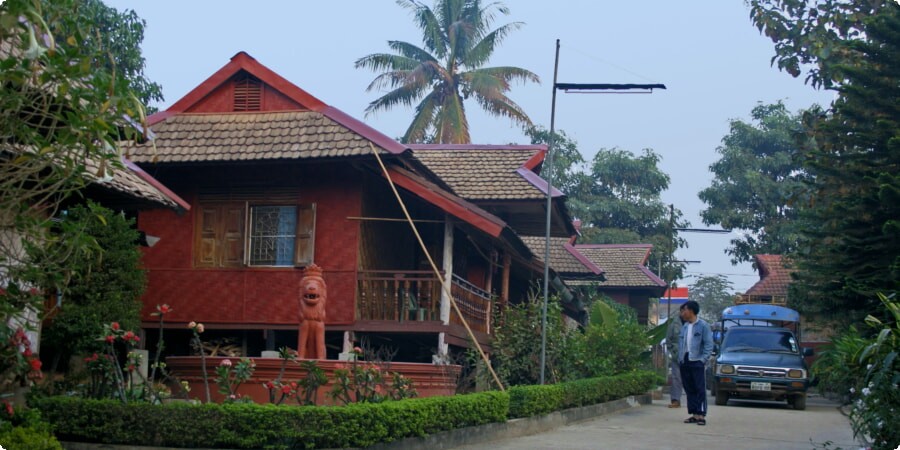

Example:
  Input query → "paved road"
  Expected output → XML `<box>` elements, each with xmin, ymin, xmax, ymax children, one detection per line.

<box><xmin>452</xmin><ymin>394</ymin><xmax>861</xmax><ymax>450</ymax></box>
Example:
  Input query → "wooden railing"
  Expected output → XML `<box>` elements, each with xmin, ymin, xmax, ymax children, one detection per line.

<box><xmin>357</xmin><ymin>270</ymin><xmax>441</xmax><ymax>322</ymax></box>
<box><xmin>449</xmin><ymin>274</ymin><xmax>492</xmax><ymax>334</ymax></box>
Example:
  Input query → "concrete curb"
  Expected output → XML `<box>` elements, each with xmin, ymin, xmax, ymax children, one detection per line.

<box><xmin>61</xmin><ymin>394</ymin><xmax>652</xmax><ymax>450</ymax></box>
<box><xmin>365</xmin><ymin>393</ymin><xmax>653</xmax><ymax>450</ymax></box>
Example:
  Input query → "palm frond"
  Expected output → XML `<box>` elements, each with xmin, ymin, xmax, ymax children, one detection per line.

<box><xmin>404</xmin><ymin>91</ymin><xmax>441</xmax><ymax>143</ymax></box>
<box><xmin>364</xmin><ymin>82</ymin><xmax>431</xmax><ymax>117</ymax></box>
<box><xmin>470</xmin><ymin>86</ymin><xmax>533</xmax><ymax>128</ymax></box>
<box><xmin>471</xmin><ymin>66</ymin><xmax>540</xmax><ymax>85</ymax></box>
<box><xmin>386</xmin><ymin>40</ymin><xmax>439</xmax><ymax>64</ymax></box>
<box><xmin>465</xmin><ymin>22</ymin><xmax>523</xmax><ymax>68</ymax></box>
<box><xmin>398</xmin><ymin>0</ymin><xmax>448</xmax><ymax>58</ymax></box>
<box><xmin>355</xmin><ymin>52</ymin><xmax>423</xmax><ymax>73</ymax></box>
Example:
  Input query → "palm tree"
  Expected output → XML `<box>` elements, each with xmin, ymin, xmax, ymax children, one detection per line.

<box><xmin>355</xmin><ymin>0</ymin><xmax>539</xmax><ymax>144</ymax></box>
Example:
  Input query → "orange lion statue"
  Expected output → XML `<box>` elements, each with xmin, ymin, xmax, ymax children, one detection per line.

<box><xmin>297</xmin><ymin>264</ymin><xmax>327</xmax><ymax>359</ymax></box>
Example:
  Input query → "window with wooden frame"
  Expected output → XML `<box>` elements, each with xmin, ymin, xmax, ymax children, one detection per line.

<box><xmin>194</xmin><ymin>202</ymin><xmax>315</xmax><ymax>268</ymax></box>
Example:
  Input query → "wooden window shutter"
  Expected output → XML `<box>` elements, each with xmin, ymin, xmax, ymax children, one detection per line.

<box><xmin>294</xmin><ymin>203</ymin><xmax>316</xmax><ymax>266</ymax></box>
<box><xmin>194</xmin><ymin>203</ymin><xmax>245</xmax><ymax>268</ymax></box>
<box><xmin>221</xmin><ymin>205</ymin><xmax>245</xmax><ymax>267</ymax></box>
<box><xmin>234</xmin><ymin>75</ymin><xmax>262</xmax><ymax>112</ymax></box>
<box><xmin>196</xmin><ymin>206</ymin><xmax>219</xmax><ymax>267</ymax></box>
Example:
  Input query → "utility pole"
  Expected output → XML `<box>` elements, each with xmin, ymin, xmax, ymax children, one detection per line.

<box><xmin>539</xmin><ymin>40</ymin><xmax>665</xmax><ymax>385</ymax></box>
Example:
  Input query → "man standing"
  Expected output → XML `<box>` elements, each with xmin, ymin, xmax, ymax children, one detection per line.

<box><xmin>665</xmin><ymin>311</ymin><xmax>684</xmax><ymax>408</ymax></box>
<box><xmin>679</xmin><ymin>300</ymin><xmax>713</xmax><ymax>426</ymax></box>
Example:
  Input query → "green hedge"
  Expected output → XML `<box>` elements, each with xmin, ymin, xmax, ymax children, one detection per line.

<box><xmin>31</xmin><ymin>391</ymin><xmax>508</xmax><ymax>449</ymax></box>
<box><xmin>508</xmin><ymin>371</ymin><xmax>656</xmax><ymax>418</ymax></box>
<box><xmin>31</xmin><ymin>371</ymin><xmax>654</xmax><ymax>449</ymax></box>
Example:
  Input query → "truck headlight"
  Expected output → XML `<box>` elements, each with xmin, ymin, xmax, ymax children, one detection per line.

<box><xmin>718</xmin><ymin>364</ymin><xmax>735</xmax><ymax>375</ymax></box>
<box><xmin>787</xmin><ymin>369</ymin><xmax>806</xmax><ymax>379</ymax></box>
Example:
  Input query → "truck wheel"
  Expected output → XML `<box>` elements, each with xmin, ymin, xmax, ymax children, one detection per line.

<box><xmin>792</xmin><ymin>394</ymin><xmax>807</xmax><ymax>410</ymax></box>
<box><xmin>715</xmin><ymin>389</ymin><xmax>729</xmax><ymax>406</ymax></box>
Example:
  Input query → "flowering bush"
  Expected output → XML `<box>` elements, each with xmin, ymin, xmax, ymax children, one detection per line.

<box><xmin>846</xmin><ymin>294</ymin><xmax>900</xmax><ymax>450</ymax></box>
<box><xmin>329</xmin><ymin>347</ymin><xmax>417</xmax><ymax>405</ymax></box>
<box><xmin>214</xmin><ymin>358</ymin><xmax>255</xmax><ymax>403</ymax></box>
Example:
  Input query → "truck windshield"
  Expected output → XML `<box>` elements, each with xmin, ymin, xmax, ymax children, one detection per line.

<box><xmin>721</xmin><ymin>329</ymin><xmax>799</xmax><ymax>353</ymax></box>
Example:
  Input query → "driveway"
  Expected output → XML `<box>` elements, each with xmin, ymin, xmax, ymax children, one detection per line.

<box><xmin>451</xmin><ymin>394</ymin><xmax>861</xmax><ymax>450</ymax></box>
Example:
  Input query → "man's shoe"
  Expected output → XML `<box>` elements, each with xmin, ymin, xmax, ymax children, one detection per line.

<box><xmin>668</xmin><ymin>401</ymin><xmax>681</xmax><ymax>408</ymax></box>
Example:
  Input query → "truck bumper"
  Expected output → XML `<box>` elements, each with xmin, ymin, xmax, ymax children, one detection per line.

<box><xmin>715</xmin><ymin>376</ymin><xmax>809</xmax><ymax>400</ymax></box>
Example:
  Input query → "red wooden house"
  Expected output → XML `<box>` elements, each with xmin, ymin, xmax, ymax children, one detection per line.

<box><xmin>121</xmin><ymin>52</ymin><xmax>575</xmax><ymax>363</ymax></box>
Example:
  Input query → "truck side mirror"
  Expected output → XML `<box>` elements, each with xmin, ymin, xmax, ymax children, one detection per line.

<box><xmin>802</xmin><ymin>347</ymin><xmax>814</xmax><ymax>357</ymax></box>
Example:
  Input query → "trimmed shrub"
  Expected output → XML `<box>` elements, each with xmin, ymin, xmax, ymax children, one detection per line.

<box><xmin>31</xmin><ymin>391</ymin><xmax>508</xmax><ymax>449</ymax></box>
<box><xmin>509</xmin><ymin>371</ymin><xmax>655</xmax><ymax>418</ymax></box>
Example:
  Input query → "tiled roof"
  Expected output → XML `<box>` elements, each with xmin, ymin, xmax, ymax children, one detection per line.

<box><xmin>745</xmin><ymin>254</ymin><xmax>792</xmax><ymax>297</ymax></box>
<box><xmin>411</xmin><ymin>146</ymin><xmax>549</xmax><ymax>200</ymax></box>
<box><xmin>91</xmin><ymin>157</ymin><xmax>189</xmax><ymax>210</ymax></box>
<box><xmin>122</xmin><ymin>111</ymin><xmax>395</xmax><ymax>163</ymax></box>
<box><xmin>521</xmin><ymin>236</ymin><xmax>602</xmax><ymax>276</ymax></box>
<box><xmin>572</xmin><ymin>244</ymin><xmax>666</xmax><ymax>288</ymax></box>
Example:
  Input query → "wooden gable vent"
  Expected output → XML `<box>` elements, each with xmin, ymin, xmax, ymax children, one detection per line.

<box><xmin>233</xmin><ymin>74</ymin><xmax>262</xmax><ymax>111</ymax></box>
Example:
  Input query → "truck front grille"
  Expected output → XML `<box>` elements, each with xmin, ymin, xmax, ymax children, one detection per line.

<box><xmin>735</xmin><ymin>366</ymin><xmax>787</xmax><ymax>378</ymax></box>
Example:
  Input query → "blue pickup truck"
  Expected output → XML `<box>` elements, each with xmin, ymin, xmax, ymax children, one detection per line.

<box><xmin>708</xmin><ymin>304</ymin><xmax>813</xmax><ymax>410</ymax></box>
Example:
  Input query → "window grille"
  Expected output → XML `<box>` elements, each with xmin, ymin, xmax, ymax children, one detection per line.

<box><xmin>249</xmin><ymin>206</ymin><xmax>297</xmax><ymax>266</ymax></box>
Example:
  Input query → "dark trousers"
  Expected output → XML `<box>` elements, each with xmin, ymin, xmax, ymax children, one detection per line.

<box><xmin>680</xmin><ymin>356</ymin><xmax>707</xmax><ymax>416</ymax></box>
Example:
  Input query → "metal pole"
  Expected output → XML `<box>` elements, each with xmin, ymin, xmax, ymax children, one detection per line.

<box><xmin>540</xmin><ymin>39</ymin><xmax>561</xmax><ymax>385</ymax></box>
<box><xmin>666</xmin><ymin>203</ymin><xmax>674</xmax><ymax>320</ymax></box>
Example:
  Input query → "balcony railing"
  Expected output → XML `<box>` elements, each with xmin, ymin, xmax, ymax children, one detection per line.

<box><xmin>357</xmin><ymin>270</ymin><xmax>441</xmax><ymax>322</ymax></box>
<box><xmin>356</xmin><ymin>271</ymin><xmax>493</xmax><ymax>334</ymax></box>
<box><xmin>449</xmin><ymin>274</ymin><xmax>492</xmax><ymax>335</ymax></box>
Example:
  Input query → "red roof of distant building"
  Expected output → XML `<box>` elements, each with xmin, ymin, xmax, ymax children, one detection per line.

<box><xmin>745</xmin><ymin>254</ymin><xmax>793</xmax><ymax>297</ymax></box>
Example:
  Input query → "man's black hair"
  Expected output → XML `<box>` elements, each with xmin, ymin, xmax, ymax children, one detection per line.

<box><xmin>683</xmin><ymin>300</ymin><xmax>700</xmax><ymax>315</ymax></box>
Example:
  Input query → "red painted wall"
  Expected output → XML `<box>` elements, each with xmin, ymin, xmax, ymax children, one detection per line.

<box><xmin>138</xmin><ymin>168</ymin><xmax>361</xmax><ymax>327</ymax></box>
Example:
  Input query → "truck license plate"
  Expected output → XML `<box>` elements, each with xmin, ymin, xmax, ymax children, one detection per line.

<box><xmin>751</xmin><ymin>382</ymin><xmax>771</xmax><ymax>391</ymax></box>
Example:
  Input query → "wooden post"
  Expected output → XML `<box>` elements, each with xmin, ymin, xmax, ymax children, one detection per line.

<box><xmin>501</xmin><ymin>253</ymin><xmax>511</xmax><ymax>315</ymax></box>
<box><xmin>440</xmin><ymin>217</ymin><xmax>453</xmax><ymax>325</ymax></box>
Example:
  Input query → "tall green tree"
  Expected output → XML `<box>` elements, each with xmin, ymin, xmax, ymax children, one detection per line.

<box><xmin>355</xmin><ymin>0</ymin><xmax>539</xmax><ymax>143</ymax></box>
<box><xmin>749</xmin><ymin>0</ymin><xmax>892</xmax><ymax>88</ymax></box>
<box><xmin>74</xmin><ymin>0</ymin><xmax>164</xmax><ymax>112</ymax></box>
<box><xmin>525</xmin><ymin>126</ymin><xmax>587</xmax><ymax>196</ymax></box>
<box><xmin>689</xmin><ymin>275</ymin><xmax>736</xmax><ymax>322</ymax></box>
<box><xmin>699</xmin><ymin>102</ymin><xmax>813</xmax><ymax>264</ymax></box>
<box><xmin>1</xmin><ymin>0</ymin><xmax>150</xmax><ymax>390</ymax></box>
<box><xmin>789</xmin><ymin>5</ymin><xmax>900</xmax><ymax>324</ymax></box>
<box><xmin>40</xmin><ymin>202</ymin><xmax>146</xmax><ymax>370</ymax></box>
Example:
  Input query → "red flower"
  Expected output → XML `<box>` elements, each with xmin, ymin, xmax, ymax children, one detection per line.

<box><xmin>156</xmin><ymin>304</ymin><xmax>172</xmax><ymax>315</ymax></box>
<box><xmin>123</xmin><ymin>331</ymin><xmax>136</xmax><ymax>342</ymax></box>
<box><xmin>110</xmin><ymin>322</ymin><xmax>120</xmax><ymax>331</ymax></box>
<box><xmin>22</xmin><ymin>348</ymin><xmax>32</xmax><ymax>357</ymax></box>
<box><xmin>264</xmin><ymin>381</ymin><xmax>275</xmax><ymax>390</ymax></box>
<box><xmin>281</xmin><ymin>385</ymin><xmax>292</xmax><ymax>394</ymax></box>
<box><xmin>3</xmin><ymin>401</ymin><xmax>13</xmax><ymax>417</ymax></box>
<box><xmin>105</xmin><ymin>335</ymin><xmax>116</xmax><ymax>344</ymax></box>
<box><xmin>29</xmin><ymin>358</ymin><xmax>41</xmax><ymax>371</ymax></box>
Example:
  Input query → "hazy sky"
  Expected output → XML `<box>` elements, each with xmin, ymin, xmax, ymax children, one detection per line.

<box><xmin>106</xmin><ymin>1</ymin><xmax>835</xmax><ymax>293</ymax></box>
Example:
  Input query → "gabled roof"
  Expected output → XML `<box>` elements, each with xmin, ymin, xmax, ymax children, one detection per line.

<box><xmin>410</xmin><ymin>144</ymin><xmax>560</xmax><ymax>200</ymax></box>
<box><xmin>108</xmin><ymin>158</ymin><xmax>190</xmax><ymax>211</ymax></box>
<box><xmin>745</xmin><ymin>254</ymin><xmax>792</xmax><ymax>297</ymax></box>
<box><xmin>572</xmin><ymin>244</ymin><xmax>666</xmax><ymax>288</ymax></box>
<box><xmin>124</xmin><ymin>112</ymin><xmax>395</xmax><ymax>163</ymax></box>
<box><xmin>122</xmin><ymin>51</ymin><xmax>406</xmax><ymax>162</ymax></box>
<box><xmin>520</xmin><ymin>236</ymin><xmax>603</xmax><ymax>277</ymax></box>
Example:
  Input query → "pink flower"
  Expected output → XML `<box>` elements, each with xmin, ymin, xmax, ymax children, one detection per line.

<box><xmin>281</xmin><ymin>385</ymin><xmax>292</xmax><ymax>394</ymax></box>
<box><xmin>196</xmin><ymin>324</ymin><xmax>205</xmax><ymax>333</ymax></box>
<box><xmin>111</xmin><ymin>322</ymin><xmax>120</xmax><ymax>331</ymax></box>
<box><xmin>105</xmin><ymin>335</ymin><xmax>116</xmax><ymax>344</ymax></box>
<box><xmin>219</xmin><ymin>359</ymin><xmax>232</xmax><ymax>367</ymax></box>
<box><xmin>156</xmin><ymin>304</ymin><xmax>172</xmax><ymax>315</ymax></box>
<box><xmin>353</xmin><ymin>346</ymin><xmax>363</xmax><ymax>354</ymax></box>
<box><xmin>187</xmin><ymin>321</ymin><xmax>196</xmax><ymax>329</ymax></box>
<box><xmin>123</xmin><ymin>331</ymin><xmax>137</xmax><ymax>342</ymax></box>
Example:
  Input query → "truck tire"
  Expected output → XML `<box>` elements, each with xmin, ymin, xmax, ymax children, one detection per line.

<box><xmin>715</xmin><ymin>389</ymin><xmax>729</xmax><ymax>406</ymax></box>
<box><xmin>792</xmin><ymin>393</ymin><xmax>807</xmax><ymax>410</ymax></box>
